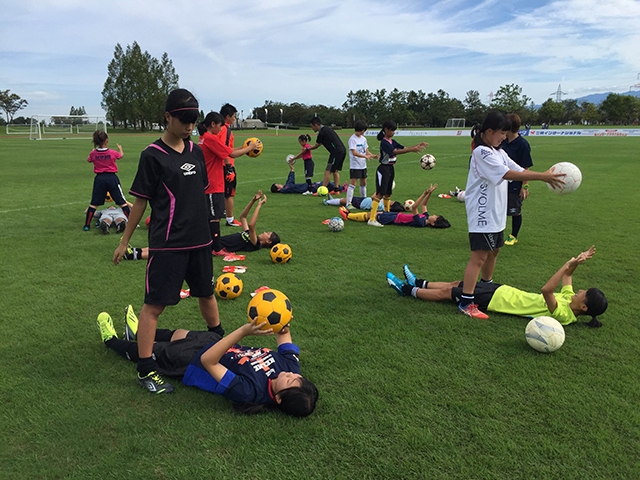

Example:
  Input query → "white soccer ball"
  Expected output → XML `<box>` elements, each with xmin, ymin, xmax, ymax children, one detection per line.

<box><xmin>525</xmin><ymin>316</ymin><xmax>566</xmax><ymax>353</ymax></box>
<box><xmin>328</xmin><ymin>217</ymin><xmax>344</xmax><ymax>232</ymax></box>
<box><xmin>457</xmin><ymin>190</ymin><xmax>465</xmax><ymax>202</ymax></box>
<box><xmin>403</xmin><ymin>199</ymin><xmax>415</xmax><ymax>211</ymax></box>
<box><xmin>547</xmin><ymin>162</ymin><xmax>582</xmax><ymax>195</ymax></box>
<box><xmin>285</xmin><ymin>154</ymin><xmax>295</xmax><ymax>164</ymax></box>
<box><xmin>392</xmin><ymin>180</ymin><xmax>396</xmax><ymax>190</ymax></box>
<box><xmin>420</xmin><ymin>154</ymin><xmax>436</xmax><ymax>170</ymax></box>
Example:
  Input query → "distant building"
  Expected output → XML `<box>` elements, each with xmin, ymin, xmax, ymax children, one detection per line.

<box><xmin>239</xmin><ymin>119</ymin><xmax>265</xmax><ymax>129</ymax></box>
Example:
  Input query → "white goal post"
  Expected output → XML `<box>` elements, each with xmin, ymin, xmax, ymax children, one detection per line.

<box><xmin>445</xmin><ymin>118</ymin><xmax>466</xmax><ymax>128</ymax></box>
<box><xmin>29</xmin><ymin>115</ymin><xmax>107</xmax><ymax>140</ymax></box>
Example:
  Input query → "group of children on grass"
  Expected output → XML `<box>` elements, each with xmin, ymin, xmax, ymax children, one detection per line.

<box><xmin>91</xmin><ymin>89</ymin><xmax>608</xmax><ymax>419</ymax></box>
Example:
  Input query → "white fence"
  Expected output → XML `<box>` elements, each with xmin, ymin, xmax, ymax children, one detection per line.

<box><xmin>364</xmin><ymin>129</ymin><xmax>640</xmax><ymax>137</ymax></box>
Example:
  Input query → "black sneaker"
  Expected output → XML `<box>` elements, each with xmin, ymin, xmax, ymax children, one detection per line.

<box><xmin>100</xmin><ymin>222</ymin><xmax>110</xmax><ymax>234</ymax></box>
<box><xmin>137</xmin><ymin>371</ymin><xmax>174</xmax><ymax>394</ymax></box>
<box><xmin>115</xmin><ymin>221</ymin><xmax>126</xmax><ymax>234</ymax></box>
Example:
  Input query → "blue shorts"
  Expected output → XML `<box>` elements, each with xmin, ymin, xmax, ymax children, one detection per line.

<box><xmin>91</xmin><ymin>172</ymin><xmax>126</xmax><ymax>206</ymax></box>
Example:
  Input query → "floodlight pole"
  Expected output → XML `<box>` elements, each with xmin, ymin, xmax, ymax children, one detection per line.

<box><xmin>265</xmin><ymin>109</ymin><xmax>268</xmax><ymax>125</ymax></box>
<box><xmin>280</xmin><ymin>108</ymin><xmax>283</xmax><ymax>124</ymax></box>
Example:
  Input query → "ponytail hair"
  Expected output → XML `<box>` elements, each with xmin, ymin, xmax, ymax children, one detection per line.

<box><xmin>473</xmin><ymin>111</ymin><xmax>511</xmax><ymax>149</ymax></box>
<box><xmin>92</xmin><ymin>130</ymin><xmax>108</xmax><ymax>148</ymax></box>
<box><xmin>377</xmin><ymin>120</ymin><xmax>397</xmax><ymax>141</ymax></box>
<box><xmin>583</xmin><ymin>288</ymin><xmax>608</xmax><ymax>328</ymax></box>
<box><xmin>197</xmin><ymin>111</ymin><xmax>224</xmax><ymax>136</ymax></box>
<box><xmin>298</xmin><ymin>134</ymin><xmax>311</xmax><ymax>143</ymax></box>
<box><xmin>233</xmin><ymin>377</ymin><xmax>318</xmax><ymax>418</ymax></box>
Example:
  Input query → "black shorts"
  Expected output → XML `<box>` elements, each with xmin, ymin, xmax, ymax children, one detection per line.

<box><xmin>325</xmin><ymin>150</ymin><xmax>346</xmax><ymax>172</ymax></box>
<box><xmin>350</xmin><ymin>168</ymin><xmax>367</xmax><ymax>180</ymax></box>
<box><xmin>507</xmin><ymin>191</ymin><xmax>522</xmax><ymax>216</ymax></box>
<box><xmin>91</xmin><ymin>173</ymin><xmax>126</xmax><ymax>206</ymax></box>
<box><xmin>304</xmin><ymin>159</ymin><xmax>315</xmax><ymax>179</ymax></box>
<box><xmin>153</xmin><ymin>330</ymin><xmax>222</xmax><ymax>378</ymax></box>
<box><xmin>451</xmin><ymin>282</ymin><xmax>502</xmax><ymax>311</ymax></box>
<box><xmin>469</xmin><ymin>231</ymin><xmax>504</xmax><ymax>251</ymax></box>
<box><xmin>224</xmin><ymin>165</ymin><xmax>236</xmax><ymax>198</ymax></box>
<box><xmin>375</xmin><ymin>164</ymin><xmax>395</xmax><ymax>197</ymax></box>
<box><xmin>145</xmin><ymin>247</ymin><xmax>214</xmax><ymax>306</ymax></box>
<box><xmin>207</xmin><ymin>193</ymin><xmax>225</xmax><ymax>221</ymax></box>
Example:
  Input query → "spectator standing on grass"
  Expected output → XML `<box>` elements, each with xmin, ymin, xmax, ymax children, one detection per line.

<box><xmin>308</xmin><ymin>117</ymin><xmax>347</xmax><ymax>192</ymax></box>
<box><xmin>501</xmin><ymin>113</ymin><xmax>533</xmax><ymax>246</ymax></box>
<box><xmin>112</xmin><ymin>88</ymin><xmax>223</xmax><ymax>395</ymax></box>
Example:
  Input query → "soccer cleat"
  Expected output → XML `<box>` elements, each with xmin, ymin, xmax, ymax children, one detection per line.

<box><xmin>124</xmin><ymin>305</ymin><xmax>138</xmax><ymax>341</ymax></box>
<box><xmin>368</xmin><ymin>219</ymin><xmax>384</xmax><ymax>227</ymax></box>
<box><xmin>226</xmin><ymin>219</ymin><xmax>242</xmax><ymax>227</ymax></box>
<box><xmin>137</xmin><ymin>371</ymin><xmax>174</xmax><ymax>394</ymax></box>
<box><xmin>100</xmin><ymin>222</ymin><xmax>110</xmax><ymax>234</ymax></box>
<box><xmin>322</xmin><ymin>199</ymin><xmax>329</xmax><ymax>205</ymax></box>
<box><xmin>97</xmin><ymin>312</ymin><xmax>118</xmax><ymax>343</ymax></box>
<box><xmin>504</xmin><ymin>234</ymin><xmax>518</xmax><ymax>246</ymax></box>
<box><xmin>402</xmin><ymin>264</ymin><xmax>417</xmax><ymax>287</ymax></box>
<box><xmin>124</xmin><ymin>243</ymin><xmax>135</xmax><ymax>261</ymax></box>
<box><xmin>345</xmin><ymin>203</ymin><xmax>354</xmax><ymax>211</ymax></box>
<box><xmin>302</xmin><ymin>191</ymin><xmax>313</xmax><ymax>196</ymax></box>
<box><xmin>115</xmin><ymin>221</ymin><xmax>126</xmax><ymax>234</ymax></box>
<box><xmin>212</xmin><ymin>248</ymin><xmax>230</xmax><ymax>257</ymax></box>
<box><xmin>386</xmin><ymin>272</ymin><xmax>407</xmax><ymax>296</ymax></box>
<box><xmin>339</xmin><ymin>206</ymin><xmax>349</xmax><ymax>221</ymax></box>
<box><xmin>458</xmin><ymin>303</ymin><xmax>489</xmax><ymax>320</ymax></box>
<box><xmin>83</xmin><ymin>225</ymin><xmax>90</xmax><ymax>231</ymax></box>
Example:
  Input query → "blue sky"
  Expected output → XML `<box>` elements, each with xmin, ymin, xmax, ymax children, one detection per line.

<box><xmin>1</xmin><ymin>0</ymin><xmax>639</xmax><ymax>119</ymax></box>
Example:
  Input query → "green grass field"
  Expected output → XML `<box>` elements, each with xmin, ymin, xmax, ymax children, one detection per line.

<box><xmin>1</xmin><ymin>130</ymin><xmax>639</xmax><ymax>479</ymax></box>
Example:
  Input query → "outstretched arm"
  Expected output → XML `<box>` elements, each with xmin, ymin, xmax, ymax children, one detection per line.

<box><xmin>200</xmin><ymin>320</ymin><xmax>273</xmax><ymax>382</ymax></box>
<box><xmin>394</xmin><ymin>141</ymin><xmax>429</xmax><ymax>155</ymax></box>
<box><xmin>113</xmin><ymin>197</ymin><xmax>147</xmax><ymax>265</ymax></box>
<box><xmin>239</xmin><ymin>191</ymin><xmax>262</xmax><ymax>230</ymax></box>
<box><xmin>541</xmin><ymin>246</ymin><xmax>596</xmax><ymax>312</ymax></box>
<box><xmin>247</xmin><ymin>194</ymin><xmax>267</xmax><ymax>245</ymax></box>
<box><xmin>116</xmin><ymin>144</ymin><xmax>124</xmax><ymax>156</ymax></box>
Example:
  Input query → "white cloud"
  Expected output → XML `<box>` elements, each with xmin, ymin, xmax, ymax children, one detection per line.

<box><xmin>1</xmin><ymin>0</ymin><xmax>639</xmax><ymax>117</ymax></box>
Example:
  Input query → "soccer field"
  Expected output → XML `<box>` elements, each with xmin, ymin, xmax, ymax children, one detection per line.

<box><xmin>1</xmin><ymin>131</ymin><xmax>639</xmax><ymax>478</ymax></box>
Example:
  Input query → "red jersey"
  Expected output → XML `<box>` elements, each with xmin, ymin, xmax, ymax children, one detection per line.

<box><xmin>88</xmin><ymin>148</ymin><xmax>122</xmax><ymax>173</ymax></box>
<box><xmin>199</xmin><ymin>132</ymin><xmax>232</xmax><ymax>194</ymax></box>
<box><xmin>218</xmin><ymin>124</ymin><xmax>235</xmax><ymax>167</ymax></box>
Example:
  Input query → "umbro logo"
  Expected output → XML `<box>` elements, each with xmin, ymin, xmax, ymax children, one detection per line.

<box><xmin>181</xmin><ymin>163</ymin><xmax>197</xmax><ymax>176</ymax></box>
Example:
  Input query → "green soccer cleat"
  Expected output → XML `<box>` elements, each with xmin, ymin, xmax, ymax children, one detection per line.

<box><xmin>124</xmin><ymin>305</ymin><xmax>138</xmax><ymax>341</ymax></box>
<box><xmin>97</xmin><ymin>312</ymin><xmax>118</xmax><ymax>343</ymax></box>
<box><xmin>504</xmin><ymin>234</ymin><xmax>518</xmax><ymax>246</ymax></box>
<box><xmin>137</xmin><ymin>371</ymin><xmax>174</xmax><ymax>394</ymax></box>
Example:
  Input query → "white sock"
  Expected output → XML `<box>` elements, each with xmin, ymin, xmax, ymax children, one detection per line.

<box><xmin>346</xmin><ymin>184</ymin><xmax>356</xmax><ymax>206</ymax></box>
<box><xmin>360</xmin><ymin>185</ymin><xmax>367</xmax><ymax>197</ymax></box>
<box><xmin>226</xmin><ymin>217</ymin><xmax>234</xmax><ymax>223</ymax></box>
<box><xmin>325</xmin><ymin>198</ymin><xmax>341</xmax><ymax>206</ymax></box>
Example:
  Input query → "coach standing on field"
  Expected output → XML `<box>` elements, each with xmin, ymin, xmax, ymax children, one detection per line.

<box><xmin>309</xmin><ymin>117</ymin><xmax>346</xmax><ymax>192</ymax></box>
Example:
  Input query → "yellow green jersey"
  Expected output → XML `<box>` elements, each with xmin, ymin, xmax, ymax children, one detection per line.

<box><xmin>487</xmin><ymin>284</ymin><xmax>577</xmax><ymax>325</ymax></box>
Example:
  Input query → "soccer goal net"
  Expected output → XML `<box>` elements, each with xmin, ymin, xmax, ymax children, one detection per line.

<box><xmin>445</xmin><ymin>118</ymin><xmax>466</xmax><ymax>128</ymax></box>
<box><xmin>29</xmin><ymin>115</ymin><xmax>107</xmax><ymax>140</ymax></box>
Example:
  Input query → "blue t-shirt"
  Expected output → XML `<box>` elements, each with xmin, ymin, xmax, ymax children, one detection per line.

<box><xmin>377</xmin><ymin>211</ymin><xmax>428</xmax><ymax>227</ymax></box>
<box><xmin>182</xmin><ymin>342</ymin><xmax>301</xmax><ymax>404</ymax></box>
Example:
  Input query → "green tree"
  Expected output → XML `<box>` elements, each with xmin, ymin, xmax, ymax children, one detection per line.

<box><xmin>0</xmin><ymin>89</ymin><xmax>28</xmax><ymax>123</ymax></box>
<box><xmin>491</xmin><ymin>84</ymin><xmax>531</xmax><ymax>116</ymax></box>
<box><xmin>463</xmin><ymin>90</ymin><xmax>486</xmax><ymax>126</ymax></box>
<box><xmin>599</xmin><ymin>93</ymin><xmax>640</xmax><ymax>124</ymax></box>
<box><xmin>580</xmin><ymin>102</ymin><xmax>600</xmax><ymax>125</ymax></box>
<box><xmin>537</xmin><ymin>99</ymin><xmax>565</xmax><ymax>125</ymax></box>
<box><xmin>561</xmin><ymin>99</ymin><xmax>580</xmax><ymax>125</ymax></box>
<box><xmin>101</xmin><ymin>42</ymin><xmax>179</xmax><ymax>131</ymax></box>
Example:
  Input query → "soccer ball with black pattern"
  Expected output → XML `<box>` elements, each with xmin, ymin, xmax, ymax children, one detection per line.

<box><xmin>419</xmin><ymin>154</ymin><xmax>436</xmax><ymax>170</ymax></box>
<box><xmin>403</xmin><ymin>199</ymin><xmax>415</xmax><ymax>211</ymax></box>
<box><xmin>547</xmin><ymin>162</ymin><xmax>582</xmax><ymax>195</ymax></box>
<box><xmin>215</xmin><ymin>273</ymin><xmax>243</xmax><ymax>299</ymax></box>
<box><xmin>270</xmin><ymin>243</ymin><xmax>292</xmax><ymax>264</ymax></box>
<box><xmin>243</xmin><ymin>137</ymin><xmax>263</xmax><ymax>158</ymax></box>
<box><xmin>328</xmin><ymin>217</ymin><xmax>344</xmax><ymax>232</ymax></box>
<box><xmin>247</xmin><ymin>289</ymin><xmax>292</xmax><ymax>333</ymax></box>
